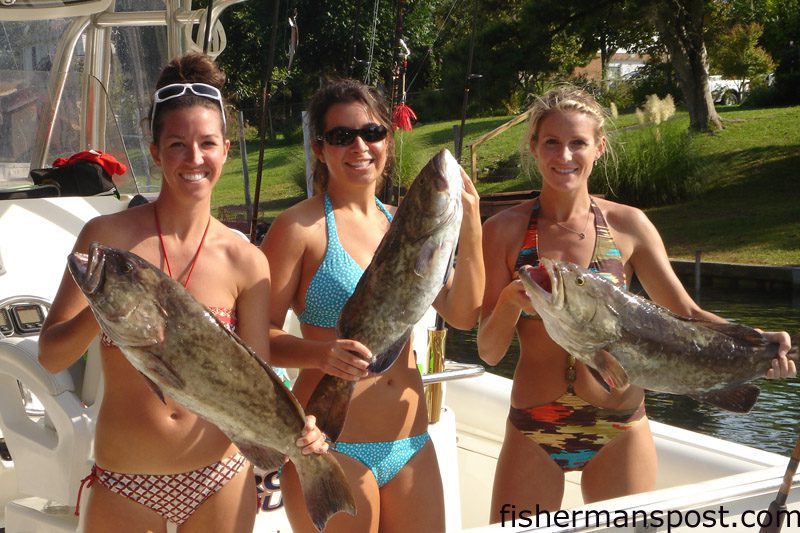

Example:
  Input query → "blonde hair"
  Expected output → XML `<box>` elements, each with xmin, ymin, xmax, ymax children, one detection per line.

<box><xmin>521</xmin><ymin>85</ymin><xmax>615</xmax><ymax>181</ymax></box>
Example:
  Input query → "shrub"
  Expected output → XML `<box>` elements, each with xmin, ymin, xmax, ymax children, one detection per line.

<box><xmin>774</xmin><ymin>72</ymin><xmax>800</xmax><ymax>105</ymax></box>
<box><xmin>602</xmin><ymin>81</ymin><xmax>636</xmax><ymax>112</ymax></box>
<box><xmin>629</xmin><ymin>61</ymin><xmax>683</xmax><ymax>108</ymax></box>
<box><xmin>593</xmin><ymin>120</ymin><xmax>701</xmax><ymax>207</ymax></box>
<box><xmin>741</xmin><ymin>84</ymin><xmax>778</xmax><ymax>108</ymax></box>
<box><xmin>640</xmin><ymin>94</ymin><xmax>676</xmax><ymax>125</ymax></box>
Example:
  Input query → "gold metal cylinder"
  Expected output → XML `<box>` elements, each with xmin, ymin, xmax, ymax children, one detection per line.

<box><xmin>425</xmin><ymin>327</ymin><xmax>447</xmax><ymax>424</ymax></box>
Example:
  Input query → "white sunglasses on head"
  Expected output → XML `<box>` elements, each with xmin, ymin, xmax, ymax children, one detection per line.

<box><xmin>151</xmin><ymin>82</ymin><xmax>227</xmax><ymax>132</ymax></box>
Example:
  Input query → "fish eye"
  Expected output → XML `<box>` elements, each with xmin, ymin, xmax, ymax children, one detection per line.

<box><xmin>122</xmin><ymin>261</ymin><xmax>134</xmax><ymax>273</ymax></box>
<box><xmin>575</xmin><ymin>276</ymin><xmax>585</xmax><ymax>286</ymax></box>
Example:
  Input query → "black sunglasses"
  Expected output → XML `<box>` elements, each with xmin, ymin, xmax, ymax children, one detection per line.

<box><xmin>318</xmin><ymin>124</ymin><xmax>388</xmax><ymax>146</ymax></box>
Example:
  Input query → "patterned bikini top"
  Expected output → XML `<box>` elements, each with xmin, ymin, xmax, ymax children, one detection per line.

<box><xmin>100</xmin><ymin>305</ymin><xmax>236</xmax><ymax>346</ymax></box>
<box><xmin>516</xmin><ymin>198</ymin><xmax>626</xmax><ymax>320</ymax></box>
<box><xmin>297</xmin><ymin>192</ymin><xmax>393</xmax><ymax>328</ymax></box>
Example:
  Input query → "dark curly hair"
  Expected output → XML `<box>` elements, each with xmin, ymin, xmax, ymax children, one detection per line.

<box><xmin>148</xmin><ymin>52</ymin><xmax>227</xmax><ymax>144</ymax></box>
<box><xmin>307</xmin><ymin>78</ymin><xmax>394</xmax><ymax>194</ymax></box>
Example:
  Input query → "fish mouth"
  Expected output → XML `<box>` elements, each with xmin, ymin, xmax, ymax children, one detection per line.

<box><xmin>518</xmin><ymin>258</ymin><xmax>564</xmax><ymax>309</ymax></box>
<box><xmin>68</xmin><ymin>242</ymin><xmax>106</xmax><ymax>294</ymax></box>
<box><xmin>438</xmin><ymin>149</ymin><xmax>462</xmax><ymax>193</ymax></box>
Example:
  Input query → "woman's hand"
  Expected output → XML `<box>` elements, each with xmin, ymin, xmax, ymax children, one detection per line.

<box><xmin>459</xmin><ymin>168</ymin><xmax>481</xmax><ymax>236</ymax></box>
<box><xmin>295</xmin><ymin>415</ymin><xmax>329</xmax><ymax>455</ymax></box>
<box><xmin>500</xmin><ymin>278</ymin><xmax>536</xmax><ymax>317</ymax></box>
<box><xmin>317</xmin><ymin>339</ymin><xmax>372</xmax><ymax>380</ymax></box>
<box><xmin>761</xmin><ymin>330</ymin><xmax>796</xmax><ymax>379</ymax></box>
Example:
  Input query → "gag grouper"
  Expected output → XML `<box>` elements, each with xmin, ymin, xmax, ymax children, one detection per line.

<box><xmin>306</xmin><ymin>148</ymin><xmax>464</xmax><ymax>440</ymax></box>
<box><xmin>68</xmin><ymin>243</ymin><xmax>355</xmax><ymax>531</ymax></box>
<box><xmin>518</xmin><ymin>258</ymin><xmax>799</xmax><ymax>414</ymax></box>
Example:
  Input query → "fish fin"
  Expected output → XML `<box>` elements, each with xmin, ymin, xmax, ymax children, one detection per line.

<box><xmin>367</xmin><ymin>327</ymin><xmax>413</xmax><ymax>374</ymax></box>
<box><xmin>414</xmin><ymin>237</ymin><xmax>442</xmax><ymax>277</ymax></box>
<box><xmin>140</xmin><ymin>373</ymin><xmax>167</xmax><ymax>404</ymax></box>
<box><xmin>293</xmin><ymin>452</ymin><xmax>357</xmax><ymax>530</ymax></box>
<box><xmin>142</xmin><ymin>355</ymin><xmax>185</xmax><ymax>389</ymax></box>
<box><xmin>305</xmin><ymin>375</ymin><xmax>356</xmax><ymax>441</ymax></box>
<box><xmin>699</xmin><ymin>321</ymin><xmax>766</xmax><ymax>344</ymax></box>
<box><xmin>235</xmin><ymin>441</ymin><xmax>286</xmax><ymax>471</ymax></box>
<box><xmin>592</xmin><ymin>350</ymin><xmax>629</xmax><ymax>390</ymax></box>
<box><xmin>691</xmin><ymin>384</ymin><xmax>760</xmax><ymax>414</ymax></box>
<box><xmin>587</xmin><ymin>366</ymin><xmax>611</xmax><ymax>393</ymax></box>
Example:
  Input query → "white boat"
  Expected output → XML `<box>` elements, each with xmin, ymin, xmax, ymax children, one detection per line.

<box><xmin>0</xmin><ymin>2</ymin><xmax>798</xmax><ymax>532</ymax></box>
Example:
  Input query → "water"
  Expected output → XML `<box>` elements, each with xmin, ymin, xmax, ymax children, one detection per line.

<box><xmin>446</xmin><ymin>287</ymin><xmax>800</xmax><ymax>456</ymax></box>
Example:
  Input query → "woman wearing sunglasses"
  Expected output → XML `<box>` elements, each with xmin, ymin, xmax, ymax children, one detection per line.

<box><xmin>39</xmin><ymin>52</ymin><xmax>328</xmax><ymax>531</ymax></box>
<box><xmin>260</xmin><ymin>78</ymin><xmax>484</xmax><ymax>532</ymax></box>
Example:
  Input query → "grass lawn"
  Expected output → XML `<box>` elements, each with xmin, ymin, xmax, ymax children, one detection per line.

<box><xmin>214</xmin><ymin>105</ymin><xmax>800</xmax><ymax>266</ymax></box>
<box><xmin>645</xmin><ymin>105</ymin><xmax>800</xmax><ymax>266</ymax></box>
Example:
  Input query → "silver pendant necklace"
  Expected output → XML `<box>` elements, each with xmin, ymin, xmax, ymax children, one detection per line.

<box><xmin>555</xmin><ymin>209</ymin><xmax>591</xmax><ymax>240</ymax></box>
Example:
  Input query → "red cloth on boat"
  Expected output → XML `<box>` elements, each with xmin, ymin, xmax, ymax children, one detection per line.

<box><xmin>53</xmin><ymin>150</ymin><xmax>127</xmax><ymax>177</ymax></box>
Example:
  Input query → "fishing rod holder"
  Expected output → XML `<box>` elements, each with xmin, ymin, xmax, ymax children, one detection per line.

<box><xmin>424</xmin><ymin>326</ymin><xmax>484</xmax><ymax>423</ymax></box>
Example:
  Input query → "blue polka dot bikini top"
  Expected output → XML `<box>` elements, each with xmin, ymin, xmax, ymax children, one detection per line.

<box><xmin>297</xmin><ymin>192</ymin><xmax>393</xmax><ymax>328</ymax></box>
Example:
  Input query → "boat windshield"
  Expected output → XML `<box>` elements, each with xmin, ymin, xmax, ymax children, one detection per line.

<box><xmin>0</xmin><ymin>0</ymin><xmax>179</xmax><ymax>195</ymax></box>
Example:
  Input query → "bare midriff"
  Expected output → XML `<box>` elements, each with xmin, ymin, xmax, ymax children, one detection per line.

<box><xmin>94</xmin><ymin>345</ymin><xmax>237</xmax><ymax>474</ymax></box>
<box><xmin>512</xmin><ymin>319</ymin><xmax>645</xmax><ymax>412</ymax></box>
<box><xmin>291</xmin><ymin>322</ymin><xmax>428</xmax><ymax>442</ymax></box>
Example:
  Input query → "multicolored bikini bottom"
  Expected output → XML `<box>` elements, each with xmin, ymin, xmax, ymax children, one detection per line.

<box><xmin>509</xmin><ymin>394</ymin><xmax>645</xmax><ymax>471</ymax></box>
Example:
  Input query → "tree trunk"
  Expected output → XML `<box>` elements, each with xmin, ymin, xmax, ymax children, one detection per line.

<box><xmin>599</xmin><ymin>33</ymin><xmax>609</xmax><ymax>82</ymax></box>
<box><xmin>651</xmin><ymin>0</ymin><xmax>722</xmax><ymax>131</ymax></box>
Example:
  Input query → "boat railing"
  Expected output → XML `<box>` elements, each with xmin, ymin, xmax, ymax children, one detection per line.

<box><xmin>422</xmin><ymin>361</ymin><xmax>484</xmax><ymax>385</ymax></box>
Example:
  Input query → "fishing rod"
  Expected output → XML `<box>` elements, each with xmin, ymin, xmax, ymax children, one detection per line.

<box><xmin>428</xmin><ymin>0</ymin><xmax>481</xmax><ymax>418</ymax></box>
<box><xmin>249</xmin><ymin>0</ymin><xmax>282</xmax><ymax>243</ymax></box>
<box><xmin>759</xmin><ymin>433</ymin><xmax>800</xmax><ymax>533</ymax></box>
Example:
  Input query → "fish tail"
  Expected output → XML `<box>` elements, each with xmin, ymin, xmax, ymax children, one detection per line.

<box><xmin>305</xmin><ymin>375</ymin><xmax>356</xmax><ymax>441</ymax></box>
<box><xmin>789</xmin><ymin>334</ymin><xmax>799</xmax><ymax>360</ymax></box>
<box><xmin>295</xmin><ymin>452</ymin><xmax>356</xmax><ymax>530</ymax></box>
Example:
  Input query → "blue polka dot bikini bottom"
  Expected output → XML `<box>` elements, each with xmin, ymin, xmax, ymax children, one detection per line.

<box><xmin>333</xmin><ymin>432</ymin><xmax>430</xmax><ymax>487</ymax></box>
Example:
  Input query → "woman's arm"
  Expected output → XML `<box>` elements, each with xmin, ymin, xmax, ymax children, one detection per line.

<box><xmin>432</xmin><ymin>169</ymin><xmax>485</xmax><ymax>330</ymax></box>
<box><xmin>476</xmin><ymin>210</ymin><xmax>533</xmax><ymax>366</ymax></box>
<box><xmin>39</xmin><ymin>222</ymin><xmax>104</xmax><ymax>373</ymax></box>
<box><xmin>259</xmin><ymin>212</ymin><xmax>370</xmax><ymax>380</ymax></box>
<box><xmin>625</xmin><ymin>207</ymin><xmax>718</xmax><ymax>320</ymax></box>
<box><xmin>234</xmin><ymin>240</ymin><xmax>329</xmax><ymax>454</ymax></box>
<box><xmin>624</xmin><ymin>206</ymin><xmax>794</xmax><ymax>377</ymax></box>
<box><xmin>230</xmin><ymin>240</ymin><xmax>272</xmax><ymax>363</ymax></box>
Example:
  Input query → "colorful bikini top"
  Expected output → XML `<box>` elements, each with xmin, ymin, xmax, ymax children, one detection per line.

<box><xmin>516</xmin><ymin>198</ymin><xmax>626</xmax><ymax>320</ymax></box>
<box><xmin>298</xmin><ymin>192</ymin><xmax>393</xmax><ymax>328</ymax></box>
<box><xmin>100</xmin><ymin>306</ymin><xmax>236</xmax><ymax>346</ymax></box>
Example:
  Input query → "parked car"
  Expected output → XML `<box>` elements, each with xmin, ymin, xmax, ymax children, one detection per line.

<box><xmin>708</xmin><ymin>74</ymin><xmax>748</xmax><ymax>105</ymax></box>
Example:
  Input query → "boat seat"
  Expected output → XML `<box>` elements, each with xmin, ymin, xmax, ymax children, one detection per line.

<box><xmin>0</xmin><ymin>185</ymin><xmax>60</xmax><ymax>201</ymax></box>
<box><xmin>0</xmin><ymin>195</ymin><xmax>131</xmax><ymax>532</ymax></box>
<box><xmin>0</xmin><ymin>335</ymin><xmax>102</xmax><ymax>509</ymax></box>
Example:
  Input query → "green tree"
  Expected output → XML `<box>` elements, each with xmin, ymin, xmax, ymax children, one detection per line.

<box><xmin>646</xmin><ymin>0</ymin><xmax>722</xmax><ymax>131</ymax></box>
<box><xmin>712</xmin><ymin>22</ymin><xmax>775</xmax><ymax>93</ymax></box>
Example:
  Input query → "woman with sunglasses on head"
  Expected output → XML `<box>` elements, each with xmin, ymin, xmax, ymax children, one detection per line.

<box><xmin>260</xmin><ymin>78</ymin><xmax>484</xmax><ymax>532</ymax></box>
<box><xmin>39</xmin><ymin>52</ymin><xmax>327</xmax><ymax>532</ymax></box>
<box><xmin>478</xmin><ymin>85</ymin><xmax>795</xmax><ymax>520</ymax></box>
